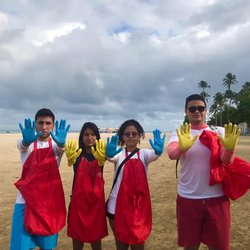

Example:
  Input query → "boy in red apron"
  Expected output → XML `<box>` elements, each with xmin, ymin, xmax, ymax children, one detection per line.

<box><xmin>65</xmin><ymin>122</ymin><xmax>108</xmax><ymax>250</ymax></box>
<box><xmin>105</xmin><ymin>119</ymin><xmax>165</xmax><ymax>250</ymax></box>
<box><xmin>10</xmin><ymin>108</ymin><xmax>70</xmax><ymax>250</ymax></box>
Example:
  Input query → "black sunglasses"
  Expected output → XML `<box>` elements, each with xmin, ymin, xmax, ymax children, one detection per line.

<box><xmin>187</xmin><ymin>106</ymin><xmax>206</xmax><ymax>113</ymax></box>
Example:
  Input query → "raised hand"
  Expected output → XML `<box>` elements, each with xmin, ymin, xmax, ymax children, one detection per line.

<box><xmin>91</xmin><ymin>139</ymin><xmax>107</xmax><ymax>166</ymax></box>
<box><xmin>149</xmin><ymin>129</ymin><xmax>166</xmax><ymax>155</ymax></box>
<box><xmin>218</xmin><ymin>123</ymin><xmax>241</xmax><ymax>150</ymax></box>
<box><xmin>176</xmin><ymin>123</ymin><xmax>198</xmax><ymax>151</ymax></box>
<box><xmin>65</xmin><ymin>139</ymin><xmax>82</xmax><ymax>166</ymax></box>
<box><xmin>50</xmin><ymin>119</ymin><xmax>70</xmax><ymax>147</ymax></box>
<box><xmin>19</xmin><ymin>118</ymin><xmax>42</xmax><ymax>146</ymax></box>
<box><xmin>106</xmin><ymin>135</ymin><xmax>123</xmax><ymax>158</ymax></box>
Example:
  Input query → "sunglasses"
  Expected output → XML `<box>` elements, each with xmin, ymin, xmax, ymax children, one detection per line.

<box><xmin>187</xmin><ymin>106</ymin><xmax>206</xmax><ymax>113</ymax></box>
<box><xmin>123</xmin><ymin>132</ymin><xmax>139</xmax><ymax>137</ymax></box>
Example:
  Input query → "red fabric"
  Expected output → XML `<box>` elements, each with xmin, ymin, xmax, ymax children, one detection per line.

<box><xmin>177</xmin><ymin>195</ymin><xmax>230</xmax><ymax>250</ymax></box>
<box><xmin>15</xmin><ymin>139</ymin><xmax>66</xmax><ymax>235</ymax></box>
<box><xmin>114</xmin><ymin>151</ymin><xmax>152</xmax><ymax>244</ymax></box>
<box><xmin>67</xmin><ymin>157</ymin><xmax>108</xmax><ymax>242</ymax></box>
<box><xmin>199</xmin><ymin>130</ymin><xmax>250</xmax><ymax>200</ymax></box>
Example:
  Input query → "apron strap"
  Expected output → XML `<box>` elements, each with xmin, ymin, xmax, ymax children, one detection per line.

<box><xmin>110</xmin><ymin>148</ymin><xmax>139</xmax><ymax>193</ymax></box>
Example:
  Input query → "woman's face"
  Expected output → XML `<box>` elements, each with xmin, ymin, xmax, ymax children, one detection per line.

<box><xmin>122</xmin><ymin>125</ymin><xmax>141</xmax><ymax>150</ymax></box>
<box><xmin>82</xmin><ymin>128</ymin><xmax>97</xmax><ymax>148</ymax></box>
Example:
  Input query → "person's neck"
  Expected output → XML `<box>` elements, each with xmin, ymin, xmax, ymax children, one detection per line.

<box><xmin>38</xmin><ymin>137</ymin><xmax>50</xmax><ymax>142</ymax></box>
<box><xmin>84</xmin><ymin>146</ymin><xmax>91</xmax><ymax>154</ymax></box>
<box><xmin>125</xmin><ymin>146</ymin><xmax>137</xmax><ymax>152</ymax></box>
<box><xmin>191</xmin><ymin>123</ymin><xmax>208</xmax><ymax>130</ymax></box>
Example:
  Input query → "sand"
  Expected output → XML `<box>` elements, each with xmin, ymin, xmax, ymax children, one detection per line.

<box><xmin>0</xmin><ymin>133</ymin><xmax>249</xmax><ymax>250</ymax></box>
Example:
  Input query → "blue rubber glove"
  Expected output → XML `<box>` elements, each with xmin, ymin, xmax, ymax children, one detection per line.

<box><xmin>149</xmin><ymin>129</ymin><xmax>166</xmax><ymax>155</ymax></box>
<box><xmin>19</xmin><ymin>118</ymin><xmax>42</xmax><ymax>146</ymax></box>
<box><xmin>106</xmin><ymin>135</ymin><xmax>123</xmax><ymax>158</ymax></box>
<box><xmin>50</xmin><ymin>119</ymin><xmax>70</xmax><ymax>147</ymax></box>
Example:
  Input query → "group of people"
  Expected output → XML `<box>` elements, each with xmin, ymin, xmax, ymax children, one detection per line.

<box><xmin>10</xmin><ymin>94</ymin><xmax>250</xmax><ymax>250</ymax></box>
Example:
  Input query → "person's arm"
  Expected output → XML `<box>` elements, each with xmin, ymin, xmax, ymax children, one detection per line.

<box><xmin>91</xmin><ymin>139</ymin><xmax>106</xmax><ymax>166</ymax></box>
<box><xmin>167</xmin><ymin>141</ymin><xmax>185</xmax><ymax>160</ymax></box>
<box><xmin>167</xmin><ymin>123</ymin><xmax>198</xmax><ymax>160</ymax></box>
<box><xmin>106</xmin><ymin>135</ymin><xmax>122</xmax><ymax>163</ymax></box>
<box><xmin>17</xmin><ymin>138</ymin><xmax>30</xmax><ymax>152</ymax></box>
<box><xmin>19</xmin><ymin>118</ymin><xmax>42</xmax><ymax>147</ymax></box>
<box><xmin>149</xmin><ymin>129</ymin><xmax>166</xmax><ymax>156</ymax></box>
<box><xmin>56</xmin><ymin>145</ymin><xmax>66</xmax><ymax>158</ymax></box>
<box><xmin>220</xmin><ymin>146</ymin><xmax>235</xmax><ymax>164</ymax></box>
<box><xmin>218</xmin><ymin>123</ymin><xmax>240</xmax><ymax>164</ymax></box>
<box><xmin>50</xmin><ymin>119</ymin><xmax>70</xmax><ymax>147</ymax></box>
<box><xmin>64</xmin><ymin>139</ymin><xmax>82</xmax><ymax>166</ymax></box>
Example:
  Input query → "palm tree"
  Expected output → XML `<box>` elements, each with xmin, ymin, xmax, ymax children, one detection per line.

<box><xmin>223</xmin><ymin>73</ymin><xmax>238</xmax><ymax>90</ymax></box>
<box><xmin>200</xmin><ymin>91</ymin><xmax>210</xmax><ymax>103</ymax></box>
<box><xmin>223</xmin><ymin>73</ymin><xmax>238</xmax><ymax>122</ymax></box>
<box><xmin>198</xmin><ymin>81</ymin><xmax>211</xmax><ymax>102</ymax></box>
<box><xmin>209</xmin><ymin>92</ymin><xmax>225</xmax><ymax>126</ymax></box>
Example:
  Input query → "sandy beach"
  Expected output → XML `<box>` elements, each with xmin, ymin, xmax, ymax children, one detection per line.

<box><xmin>0</xmin><ymin>132</ymin><xmax>249</xmax><ymax>250</ymax></box>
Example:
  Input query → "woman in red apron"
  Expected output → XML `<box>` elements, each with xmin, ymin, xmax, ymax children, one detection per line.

<box><xmin>106</xmin><ymin>119</ymin><xmax>165</xmax><ymax>250</ymax></box>
<box><xmin>66</xmin><ymin>122</ymin><xmax>108</xmax><ymax>250</ymax></box>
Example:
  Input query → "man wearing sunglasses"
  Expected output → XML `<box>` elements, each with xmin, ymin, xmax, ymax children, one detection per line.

<box><xmin>167</xmin><ymin>94</ymin><xmax>240</xmax><ymax>250</ymax></box>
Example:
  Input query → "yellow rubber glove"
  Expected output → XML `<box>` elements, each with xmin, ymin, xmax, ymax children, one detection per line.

<box><xmin>218</xmin><ymin>123</ymin><xmax>241</xmax><ymax>151</ymax></box>
<box><xmin>91</xmin><ymin>139</ymin><xmax>106</xmax><ymax>166</ymax></box>
<box><xmin>176</xmin><ymin>123</ymin><xmax>198</xmax><ymax>151</ymax></box>
<box><xmin>65</xmin><ymin>139</ymin><xmax>82</xmax><ymax>167</ymax></box>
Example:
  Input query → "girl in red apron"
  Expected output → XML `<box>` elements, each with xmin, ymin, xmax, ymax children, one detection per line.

<box><xmin>106</xmin><ymin>119</ymin><xmax>165</xmax><ymax>250</ymax></box>
<box><xmin>66</xmin><ymin>122</ymin><xmax>108</xmax><ymax>250</ymax></box>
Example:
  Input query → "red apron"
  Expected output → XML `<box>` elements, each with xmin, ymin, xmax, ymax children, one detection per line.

<box><xmin>67</xmin><ymin>157</ymin><xmax>108</xmax><ymax>242</ymax></box>
<box><xmin>114</xmin><ymin>151</ymin><xmax>152</xmax><ymax>244</ymax></box>
<box><xmin>15</xmin><ymin>139</ymin><xmax>66</xmax><ymax>235</ymax></box>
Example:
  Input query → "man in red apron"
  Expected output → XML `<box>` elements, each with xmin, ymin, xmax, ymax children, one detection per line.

<box><xmin>10</xmin><ymin>108</ymin><xmax>70</xmax><ymax>250</ymax></box>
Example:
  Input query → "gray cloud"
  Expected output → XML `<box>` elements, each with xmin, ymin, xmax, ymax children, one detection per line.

<box><xmin>0</xmin><ymin>0</ymin><xmax>250</xmax><ymax>132</ymax></box>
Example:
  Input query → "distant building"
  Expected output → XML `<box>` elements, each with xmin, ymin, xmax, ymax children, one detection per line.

<box><xmin>99</xmin><ymin>128</ymin><xmax>118</xmax><ymax>133</ymax></box>
<box><xmin>238</xmin><ymin>122</ymin><xmax>248</xmax><ymax>135</ymax></box>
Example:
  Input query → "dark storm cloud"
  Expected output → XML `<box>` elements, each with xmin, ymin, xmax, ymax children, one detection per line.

<box><xmin>0</xmin><ymin>0</ymin><xmax>250</xmax><ymax>131</ymax></box>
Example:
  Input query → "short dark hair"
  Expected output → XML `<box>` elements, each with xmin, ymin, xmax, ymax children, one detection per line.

<box><xmin>185</xmin><ymin>94</ymin><xmax>206</xmax><ymax>108</ymax></box>
<box><xmin>117</xmin><ymin>119</ymin><xmax>145</xmax><ymax>146</ymax></box>
<box><xmin>35</xmin><ymin>108</ymin><xmax>55</xmax><ymax>122</ymax></box>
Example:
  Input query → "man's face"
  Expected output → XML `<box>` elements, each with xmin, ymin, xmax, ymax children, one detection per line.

<box><xmin>185</xmin><ymin>100</ymin><xmax>207</xmax><ymax>125</ymax></box>
<box><xmin>36</xmin><ymin>116</ymin><xmax>54</xmax><ymax>140</ymax></box>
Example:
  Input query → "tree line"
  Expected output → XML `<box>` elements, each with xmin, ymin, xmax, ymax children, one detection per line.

<box><xmin>197</xmin><ymin>73</ymin><xmax>250</xmax><ymax>131</ymax></box>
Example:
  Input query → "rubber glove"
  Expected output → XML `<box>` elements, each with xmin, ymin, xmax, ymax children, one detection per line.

<box><xmin>218</xmin><ymin>123</ymin><xmax>241</xmax><ymax>151</ymax></box>
<box><xmin>91</xmin><ymin>139</ymin><xmax>106</xmax><ymax>166</ymax></box>
<box><xmin>19</xmin><ymin>118</ymin><xmax>42</xmax><ymax>146</ymax></box>
<box><xmin>149</xmin><ymin>129</ymin><xmax>166</xmax><ymax>155</ymax></box>
<box><xmin>176</xmin><ymin>123</ymin><xmax>198</xmax><ymax>151</ymax></box>
<box><xmin>65</xmin><ymin>139</ymin><xmax>82</xmax><ymax>167</ymax></box>
<box><xmin>50</xmin><ymin>119</ymin><xmax>70</xmax><ymax>147</ymax></box>
<box><xmin>106</xmin><ymin>135</ymin><xmax>123</xmax><ymax>158</ymax></box>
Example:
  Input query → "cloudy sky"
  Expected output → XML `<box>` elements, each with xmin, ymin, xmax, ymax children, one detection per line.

<box><xmin>1</xmin><ymin>0</ymin><xmax>250</xmax><ymax>132</ymax></box>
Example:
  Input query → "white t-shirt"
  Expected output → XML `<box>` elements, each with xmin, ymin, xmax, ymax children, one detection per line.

<box><xmin>15</xmin><ymin>139</ymin><xmax>63</xmax><ymax>204</ymax></box>
<box><xmin>168</xmin><ymin>126</ymin><xmax>225</xmax><ymax>199</ymax></box>
<box><xmin>107</xmin><ymin>148</ymin><xmax>159</xmax><ymax>214</ymax></box>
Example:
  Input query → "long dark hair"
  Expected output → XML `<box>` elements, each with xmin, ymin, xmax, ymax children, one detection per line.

<box><xmin>117</xmin><ymin>119</ymin><xmax>145</xmax><ymax>146</ymax></box>
<box><xmin>78</xmin><ymin>122</ymin><xmax>100</xmax><ymax>157</ymax></box>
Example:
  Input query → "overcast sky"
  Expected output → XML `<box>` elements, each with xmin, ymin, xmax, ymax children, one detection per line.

<box><xmin>1</xmin><ymin>0</ymin><xmax>250</xmax><ymax>132</ymax></box>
